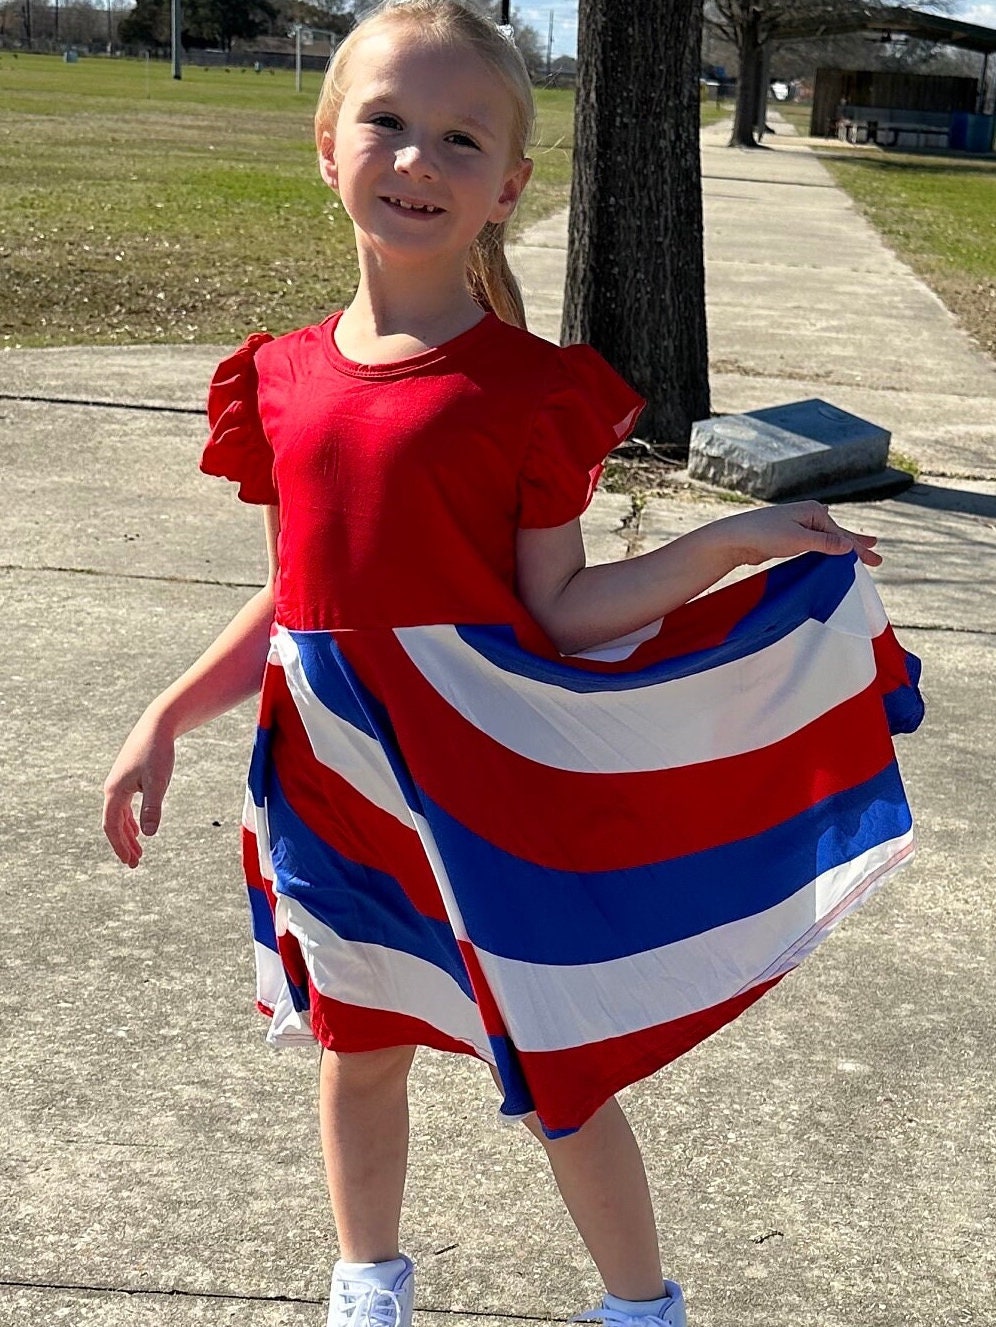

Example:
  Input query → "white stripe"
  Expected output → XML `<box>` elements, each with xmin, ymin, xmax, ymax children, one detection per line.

<box><xmin>275</xmin><ymin>896</ymin><xmax>493</xmax><ymax>1060</ymax></box>
<box><xmin>266</xmin><ymin>984</ymin><xmax>315</xmax><ymax>1047</ymax></box>
<box><xmin>411</xmin><ymin>811</ymin><xmax>469</xmax><ymax>943</ymax></box>
<box><xmin>826</xmin><ymin>561</ymin><xmax>889</xmax><ymax>637</ymax></box>
<box><xmin>473</xmin><ymin>829</ymin><xmax>915</xmax><ymax>1053</ymax></box>
<box><xmin>253</xmin><ymin>939</ymin><xmax>286</xmax><ymax>1009</ymax></box>
<box><xmin>244</xmin><ymin>790</ymin><xmax>275</xmax><ymax>882</ymax></box>
<box><xmin>395</xmin><ymin>583</ymin><xmax>880</xmax><ymax>774</ymax></box>
<box><xmin>271</xmin><ymin>627</ymin><xmax>414</xmax><ymax>826</ymax></box>
<box><xmin>571</xmin><ymin>618</ymin><xmax>665</xmax><ymax>663</ymax></box>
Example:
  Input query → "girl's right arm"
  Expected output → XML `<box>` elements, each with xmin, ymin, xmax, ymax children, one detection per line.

<box><xmin>102</xmin><ymin>506</ymin><xmax>280</xmax><ymax>868</ymax></box>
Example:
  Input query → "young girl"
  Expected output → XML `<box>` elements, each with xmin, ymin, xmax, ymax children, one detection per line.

<box><xmin>103</xmin><ymin>4</ymin><xmax>923</xmax><ymax>1325</ymax></box>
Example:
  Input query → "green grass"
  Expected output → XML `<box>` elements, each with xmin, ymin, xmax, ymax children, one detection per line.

<box><xmin>0</xmin><ymin>53</ymin><xmax>576</xmax><ymax>346</ymax></box>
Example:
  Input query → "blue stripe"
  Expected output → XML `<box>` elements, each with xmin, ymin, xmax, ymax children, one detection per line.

<box><xmin>418</xmin><ymin>761</ymin><xmax>912</xmax><ymax>966</ymax></box>
<box><xmin>884</xmin><ymin>651</ymin><xmax>924</xmax><ymax>734</ymax></box>
<box><xmin>286</xmin><ymin>630</ymin><xmax>426</xmax><ymax>815</ymax></box>
<box><xmin>289</xmin><ymin>631</ymin><xmax>378</xmax><ymax>737</ymax></box>
<box><xmin>248</xmin><ymin>722</ymin><xmax>272</xmax><ymax>808</ymax></box>
<box><xmin>246</xmin><ymin>879</ymin><xmax>310</xmax><ymax>1014</ymax></box>
<box><xmin>491</xmin><ymin>1035</ymin><xmax>536</xmax><ymax>1118</ymax></box>
<box><xmin>264</xmin><ymin>773</ymin><xmax>474</xmax><ymax>1001</ymax></box>
<box><xmin>247</xmin><ymin>882</ymin><xmax>277</xmax><ymax>951</ymax></box>
<box><xmin>455</xmin><ymin>552</ymin><xmax>858</xmax><ymax>693</ymax></box>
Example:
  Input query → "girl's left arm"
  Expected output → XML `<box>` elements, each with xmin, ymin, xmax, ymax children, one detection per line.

<box><xmin>516</xmin><ymin>500</ymin><xmax>882</xmax><ymax>656</ymax></box>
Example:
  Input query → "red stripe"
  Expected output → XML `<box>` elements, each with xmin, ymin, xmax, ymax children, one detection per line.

<box><xmin>873</xmin><ymin>622</ymin><xmax>916</xmax><ymax>692</ymax></box>
<box><xmin>243</xmin><ymin>825</ymin><xmax>312</xmax><ymax>994</ymax></box>
<box><xmin>575</xmin><ymin>570</ymin><xmax>769</xmax><ymax>670</ymax></box>
<box><xmin>342</xmin><ymin>632</ymin><xmax>895</xmax><ymax>872</ymax></box>
<box><xmin>458</xmin><ymin>939</ymin><xmax>509</xmax><ymax>1038</ymax></box>
<box><xmin>264</xmin><ymin>661</ymin><xmax>449</xmax><ymax>924</ymax></box>
<box><xmin>242</xmin><ymin>824</ymin><xmax>268</xmax><ymax>890</ymax></box>
<box><xmin>517</xmin><ymin>975</ymin><xmax>785</xmax><ymax>1134</ymax></box>
<box><xmin>309</xmin><ymin>992</ymin><xmax>483</xmax><ymax>1059</ymax></box>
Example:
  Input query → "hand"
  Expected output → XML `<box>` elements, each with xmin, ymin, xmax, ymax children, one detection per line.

<box><xmin>724</xmin><ymin>500</ymin><xmax>882</xmax><ymax>568</ymax></box>
<box><xmin>102</xmin><ymin>712</ymin><xmax>176</xmax><ymax>869</ymax></box>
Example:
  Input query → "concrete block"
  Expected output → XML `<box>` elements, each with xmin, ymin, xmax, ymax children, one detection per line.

<box><xmin>688</xmin><ymin>398</ymin><xmax>891</xmax><ymax>500</ymax></box>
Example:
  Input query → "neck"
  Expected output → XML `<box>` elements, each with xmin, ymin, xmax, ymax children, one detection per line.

<box><xmin>341</xmin><ymin>244</ymin><xmax>485</xmax><ymax>349</ymax></box>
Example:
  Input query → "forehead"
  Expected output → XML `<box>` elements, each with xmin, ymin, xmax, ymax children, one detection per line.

<box><xmin>343</xmin><ymin>28</ymin><xmax>512</xmax><ymax>127</ymax></box>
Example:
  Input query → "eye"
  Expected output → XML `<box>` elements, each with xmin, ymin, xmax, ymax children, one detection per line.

<box><xmin>370</xmin><ymin>113</ymin><xmax>403</xmax><ymax>130</ymax></box>
<box><xmin>446</xmin><ymin>132</ymin><xmax>481</xmax><ymax>149</ymax></box>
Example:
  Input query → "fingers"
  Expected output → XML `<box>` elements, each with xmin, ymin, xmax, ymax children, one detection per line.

<box><xmin>102</xmin><ymin>789</ymin><xmax>143</xmax><ymax>868</ymax></box>
<box><xmin>793</xmin><ymin>501</ymin><xmax>883</xmax><ymax>567</ymax></box>
<box><xmin>139</xmin><ymin>795</ymin><xmax>164</xmax><ymax>838</ymax></box>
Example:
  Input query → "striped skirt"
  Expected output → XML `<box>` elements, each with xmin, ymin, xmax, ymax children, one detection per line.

<box><xmin>240</xmin><ymin>551</ymin><xmax>923</xmax><ymax>1136</ymax></box>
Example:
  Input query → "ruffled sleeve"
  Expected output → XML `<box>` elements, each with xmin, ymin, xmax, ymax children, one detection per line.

<box><xmin>199</xmin><ymin>332</ymin><xmax>277</xmax><ymax>504</ymax></box>
<box><xmin>518</xmin><ymin>343</ymin><xmax>645</xmax><ymax>529</ymax></box>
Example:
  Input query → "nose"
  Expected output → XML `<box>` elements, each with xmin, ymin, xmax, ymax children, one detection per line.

<box><xmin>394</xmin><ymin>141</ymin><xmax>437</xmax><ymax>180</ymax></box>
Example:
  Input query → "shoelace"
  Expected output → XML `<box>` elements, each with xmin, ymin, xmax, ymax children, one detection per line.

<box><xmin>336</xmin><ymin>1285</ymin><xmax>406</xmax><ymax>1327</ymax></box>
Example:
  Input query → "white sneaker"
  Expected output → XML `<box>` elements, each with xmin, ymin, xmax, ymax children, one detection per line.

<box><xmin>327</xmin><ymin>1255</ymin><xmax>416</xmax><ymax>1327</ymax></box>
<box><xmin>573</xmin><ymin>1281</ymin><xmax>687</xmax><ymax>1327</ymax></box>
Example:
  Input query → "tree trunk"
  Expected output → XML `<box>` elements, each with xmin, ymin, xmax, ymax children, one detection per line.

<box><xmin>729</xmin><ymin>7</ymin><xmax>763</xmax><ymax>146</ymax></box>
<box><xmin>562</xmin><ymin>0</ymin><xmax>710</xmax><ymax>456</ymax></box>
<box><xmin>754</xmin><ymin>40</ymin><xmax>772</xmax><ymax>140</ymax></box>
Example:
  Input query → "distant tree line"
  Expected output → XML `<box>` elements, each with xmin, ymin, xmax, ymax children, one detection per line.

<box><xmin>1</xmin><ymin>0</ymin><xmax>550</xmax><ymax>73</ymax></box>
<box><xmin>117</xmin><ymin>0</ymin><xmax>352</xmax><ymax>53</ymax></box>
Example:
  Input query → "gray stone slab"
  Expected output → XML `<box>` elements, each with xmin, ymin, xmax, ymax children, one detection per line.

<box><xmin>688</xmin><ymin>398</ymin><xmax>891</xmax><ymax>498</ymax></box>
<box><xmin>710</xmin><ymin>373</ymin><xmax>996</xmax><ymax>481</ymax></box>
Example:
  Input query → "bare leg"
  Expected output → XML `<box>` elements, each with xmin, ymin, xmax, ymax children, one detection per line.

<box><xmin>319</xmin><ymin>1045</ymin><xmax>417</xmax><ymax>1263</ymax></box>
<box><xmin>525</xmin><ymin>1097</ymin><xmax>664</xmax><ymax>1301</ymax></box>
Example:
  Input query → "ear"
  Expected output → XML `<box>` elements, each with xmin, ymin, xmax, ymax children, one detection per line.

<box><xmin>318</xmin><ymin>130</ymin><xmax>339</xmax><ymax>191</ymax></box>
<box><xmin>489</xmin><ymin>156</ymin><xmax>534</xmax><ymax>223</ymax></box>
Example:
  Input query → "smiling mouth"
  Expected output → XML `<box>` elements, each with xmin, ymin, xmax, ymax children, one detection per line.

<box><xmin>384</xmin><ymin>196</ymin><xmax>445</xmax><ymax>214</ymax></box>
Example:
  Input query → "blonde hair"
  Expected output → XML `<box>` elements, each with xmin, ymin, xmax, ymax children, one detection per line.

<box><xmin>315</xmin><ymin>0</ymin><xmax>535</xmax><ymax>328</ymax></box>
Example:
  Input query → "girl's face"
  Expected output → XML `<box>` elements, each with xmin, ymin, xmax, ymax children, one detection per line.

<box><xmin>319</xmin><ymin>28</ymin><xmax>532</xmax><ymax>270</ymax></box>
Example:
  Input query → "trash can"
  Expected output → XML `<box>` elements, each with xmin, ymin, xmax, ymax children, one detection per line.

<box><xmin>950</xmin><ymin>113</ymin><xmax>995</xmax><ymax>153</ymax></box>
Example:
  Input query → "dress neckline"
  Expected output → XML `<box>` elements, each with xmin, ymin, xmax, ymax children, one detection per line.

<box><xmin>322</xmin><ymin>308</ymin><xmax>498</xmax><ymax>380</ymax></box>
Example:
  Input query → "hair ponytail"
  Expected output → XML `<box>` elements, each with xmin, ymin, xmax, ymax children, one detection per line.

<box><xmin>468</xmin><ymin>220</ymin><xmax>527</xmax><ymax>329</ymax></box>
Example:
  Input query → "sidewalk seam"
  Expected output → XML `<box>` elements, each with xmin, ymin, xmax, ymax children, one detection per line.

<box><xmin>1</xmin><ymin>1277</ymin><xmax>567</xmax><ymax>1321</ymax></box>
<box><xmin>0</xmin><ymin>563</ymin><xmax>263</xmax><ymax>590</ymax></box>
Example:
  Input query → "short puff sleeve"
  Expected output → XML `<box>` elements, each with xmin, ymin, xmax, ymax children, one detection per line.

<box><xmin>518</xmin><ymin>344</ymin><xmax>645</xmax><ymax>529</ymax></box>
<box><xmin>199</xmin><ymin>332</ymin><xmax>277</xmax><ymax>504</ymax></box>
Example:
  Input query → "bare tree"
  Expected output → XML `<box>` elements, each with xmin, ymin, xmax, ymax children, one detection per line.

<box><xmin>707</xmin><ymin>1</ymin><xmax>885</xmax><ymax>146</ymax></box>
<box><xmin>562</xmin><ymin>0</ymin><xmax>710</xmax><ymax>455</ymax></box>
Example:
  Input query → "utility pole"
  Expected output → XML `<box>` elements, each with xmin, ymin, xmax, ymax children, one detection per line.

<box><xmin>546</xmin><ymin>8</ymin><xmax>553</xmax><ymax>77</ymax></box>
<box><xmin>171</xmin><ymin>0</ymin><xmax>182</xmax><ymax>78</ymax></box>
<box><xmin>500</xmin><ymin>1</ymin><xmax>510</xmax><ymax>23</ymax></box>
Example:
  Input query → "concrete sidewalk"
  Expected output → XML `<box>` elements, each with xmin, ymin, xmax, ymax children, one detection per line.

<box><xmin>2</xmin><ymin>125</ymin><xmax>994</xmax><ymax>1327</ymax></box>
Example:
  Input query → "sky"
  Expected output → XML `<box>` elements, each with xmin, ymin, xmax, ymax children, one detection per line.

<box><xmin>511</xmin><ymin>1</ymin><xmax>996</xmax><ymax>62</ymax></box>
<box><xmin>514</xmin><ymin>2</ymin><xmax>578</xmax><ymax>59</ymax></box>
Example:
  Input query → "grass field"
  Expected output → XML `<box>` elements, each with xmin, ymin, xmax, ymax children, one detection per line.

<box><xmin>2</xmin><ymin>55</ymin><xmax>993</xmax><ymax>357</ymax></box>
<box><xmin>0</xmin><ymin>53</ymin><xmax>573</xmax><ymax>346</ymax></box>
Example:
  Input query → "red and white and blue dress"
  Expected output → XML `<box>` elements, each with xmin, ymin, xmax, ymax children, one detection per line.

<box><xmin>200</xmin><ymin>311</ymin><xmax>923</xmax><ymax>1138</ymax></box>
